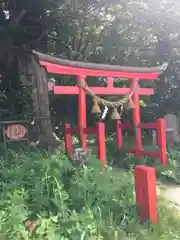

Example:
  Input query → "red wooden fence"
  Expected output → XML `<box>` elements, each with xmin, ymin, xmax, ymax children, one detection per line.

<box><xmin>116</xmin><ymin>118</ymin><xmax>167</xmax><ymax>166</ymax></box>
<box><xmin>64</xmin><ymin>122</ymin><xmax>106</xmax><ymax>167</ymax></box>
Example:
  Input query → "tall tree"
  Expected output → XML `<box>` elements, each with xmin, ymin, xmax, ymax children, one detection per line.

<box><xmin>0</xmin><ymin>0</ymin><xmax>64</xmax><ymax>146</ymax></box>
<box><xmin>1</xmin><ymin>0</ymin><xmax>180</xmax><ymax>147</ymax></box>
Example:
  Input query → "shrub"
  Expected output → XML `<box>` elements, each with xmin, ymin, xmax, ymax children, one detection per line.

<box><xmin>0</xmin><ymin>148</ymin><xmax>179</xmax><ymax>239</ymax></box>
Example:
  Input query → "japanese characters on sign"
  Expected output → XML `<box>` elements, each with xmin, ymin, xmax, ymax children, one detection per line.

<box><xmin>5</xmin><ymin>124</ymin><xmax>27</xmax><ymax>140</ymax></box>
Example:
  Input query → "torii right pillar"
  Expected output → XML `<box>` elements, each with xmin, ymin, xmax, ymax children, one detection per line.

<box><xmin>131</xmin><ymin>78</ymin><xmax>143</xmax><ymax>160</ymax></box>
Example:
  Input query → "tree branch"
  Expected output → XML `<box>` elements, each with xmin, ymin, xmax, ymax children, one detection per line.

<box><xmin>9</xmin><ymin>9</ymin><xmax>27</xmax><ymax>26</ymax></box>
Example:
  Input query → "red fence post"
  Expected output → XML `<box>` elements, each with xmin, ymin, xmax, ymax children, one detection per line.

<box><xmin>156</xmin><ymin>119</ymin><xmax>167</xmax><ymax>166</ymax></box>
<box><xmin>116</xmin><ymin>120</ymin><xmax>123</xmax><ymax>150</ymax></box>
<box><xmin>64</xmin><ymin>124</ymin><xmax>73</xmax><ymax>157</ymax></box>
<box><xmin>78</xmin><ymin>75</ymin><xmax>87</xmax><ymax>152</ymax></box>
<box><xmin>97</xmin><ymin>122</ymin><xmax>106</xmax><ymax>167</ymax></box>
<box><xmin>134</xmin><ymin>166</ymin><xmax>158</xmax><ymax>224</ymax></box>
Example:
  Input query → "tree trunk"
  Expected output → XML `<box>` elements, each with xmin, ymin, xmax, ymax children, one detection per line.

<box><xmin>30</xmin><ymin>53</ymin><xmax>60</xmax><ymax>148</ymax></box>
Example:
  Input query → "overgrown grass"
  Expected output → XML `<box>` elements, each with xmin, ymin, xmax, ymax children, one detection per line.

<box><xmin>0</xmin><ymin>148</ymin><xmax>179</xmax><ymax>239</ymax></box>
<box><xmin>106</xmin><ymin>139</ymin><xmax>180</xmax><ymax>184</ymax></box>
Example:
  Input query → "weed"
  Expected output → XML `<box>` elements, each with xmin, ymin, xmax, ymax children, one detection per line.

<box><xmin>0</xmin><ymin>148</ymin><xmax>179</xmax><ymax>239</ymax></box>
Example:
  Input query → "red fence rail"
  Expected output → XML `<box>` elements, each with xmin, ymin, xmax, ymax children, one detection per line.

<box><xmin>116</xmin><ymin>118</ymin><xmax>167</xmax><ymax>166</ymax></box>
<box><xmin>65</xmin><ymin>118</ymin><xmax>167</xmax><ymax>167</ymax></box>
<box><xmin>64</xmin><ymin>122</ymin><xmax>106</xmax><ymax>167</ymax></box>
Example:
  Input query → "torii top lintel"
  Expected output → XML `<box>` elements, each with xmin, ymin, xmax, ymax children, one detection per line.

<box><xmin>33</xmin><ymin>50</ymin><xmax>168</xmax><ymax>80</ymax></box>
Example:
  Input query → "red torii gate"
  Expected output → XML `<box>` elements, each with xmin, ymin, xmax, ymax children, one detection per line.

<box><xmin>36</xmin><ymin>51</ymin><xmax>167</xmax><ymax>166</ymax></box>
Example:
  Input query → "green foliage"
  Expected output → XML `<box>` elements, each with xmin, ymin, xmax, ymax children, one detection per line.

<box><xmin>0</xmin><ymin>148</ymin><xmax>179</xmax><ymax>239</ymax></box>
<box><xmin>107</xmin><ymin>138</ymin><xmax>180</xmax><ymax>185</ymax></box>
<box><xmin>156</xmin><ymin>147</ymin><xmax>180</xmax><ymax>184</ymax></box>
<box><xmin>2</xmin><ymin>0</ymin><xmax>180</xmax><ymax>123</ymax></box>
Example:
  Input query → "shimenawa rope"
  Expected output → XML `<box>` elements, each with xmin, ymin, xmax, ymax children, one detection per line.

<box><xmin>77</xmin><ymin>80</ymin><xmax>139</xmax><ymax>111</ymax></box>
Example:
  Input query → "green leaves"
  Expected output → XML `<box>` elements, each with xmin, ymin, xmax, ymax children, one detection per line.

<box><xmin>0</xmin><ymin>148</ymin><xmax>180</xmax><ymax>239</ymax></box>
<box><xmin>0</xmin><ymin>150</ymin><xmax>136</xmax><ymax>239</ymax></box>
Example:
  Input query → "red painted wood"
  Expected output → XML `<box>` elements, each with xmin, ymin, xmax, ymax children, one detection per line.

<box><xmin>131</xmin><ymin>78</ymin><xmax>143</xmax><ymax>160</ymax></box>
<box><xmin>157</xmin><ymin>119</ymin><xmax>167</xmax><ymax>166</ymax></box>
<box><xmin>134</xmin><ymin>166</ymin><xmax>158</xmax><ymax>224</ymax></box>
<box><xmin>78</xmin><ymin>76</ymin><xmax>87</xmax><ymax>152</ymax></box>
<box><xmin>41</xmin><ymin>61</ymin><xmax>160</xmax><ymax>80</ymax></box>
<box><xmin>54</xmin><ymin>86</ymin><xmax>154</xmax><ymax>95</ymax></box>
<box><xmin>107</xmin><ymin>77</ymin><xmax>114</xmax><ymax>88</ymax></box>
<box><xmin>42</xmin><ymin>58</ymin><xmax>163</xmax><ymax>165</ymax></box>
<box><xmin>97</xmin><ymin>122</ymin><xmax>106</xmax><ymax>167</ymax></box>
<box><xmin>64</xmin><ymin>124</ymin><xmax>73</xmax><ymax>157</ymax></box>
<box><xmin>116</xmin><ymin>120</ymin><xmax>123</xmax><ymax>150</ymax></box>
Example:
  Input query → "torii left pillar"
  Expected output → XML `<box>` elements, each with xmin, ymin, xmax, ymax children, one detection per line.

<box><xmin>78</xmin><ymin>75</ymin><xmax>87</xmax><ymax>152</ymax></box>
<box><xmin>131</xmin><ymin>78</ymin><xmax>143</xmax><ymax>159</ymax></box>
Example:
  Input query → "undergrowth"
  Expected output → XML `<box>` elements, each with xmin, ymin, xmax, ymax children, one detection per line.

<box><xmin>106</xmin><ymin>140</ymin><xmax>180</xmax><ymax>184</ymax></box>
<box><xmin>0</xmin><ymin>148</ymin><xmax>179</xmax><ymax>239</ymax></box>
